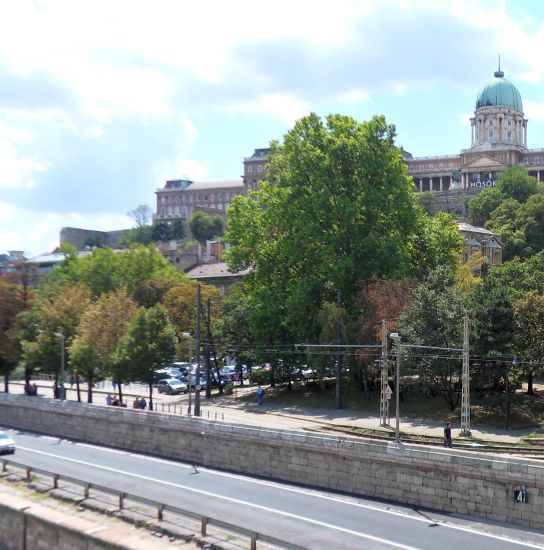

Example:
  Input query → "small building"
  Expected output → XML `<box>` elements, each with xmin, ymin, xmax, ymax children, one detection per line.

<box><xmin>185</xmin><ymin>262</ymin><xmax>249</xmax><ymax>294</ymax></box>
<box><xmin>458</xmin><ymin>222</ymin><xmax>502</xmax><ymax>269</ymax></box>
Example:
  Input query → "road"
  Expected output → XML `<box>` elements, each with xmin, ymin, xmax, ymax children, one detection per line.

<box><xmin>2</xmin><ymin>427</ymin><xmax>544</xmax><ymax>549</ymax></box>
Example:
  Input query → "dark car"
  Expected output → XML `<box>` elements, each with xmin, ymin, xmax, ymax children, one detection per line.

<box><xmin>157</xmin><ymin>379</ymin><xmax>188</xmax><ymax>395</ymax></box>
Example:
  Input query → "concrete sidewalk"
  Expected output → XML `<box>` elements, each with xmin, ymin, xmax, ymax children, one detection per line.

<box><xmin>6</xmin><ymin>379</ymin><xmax>542</xmax><ymax>444</ymax></box>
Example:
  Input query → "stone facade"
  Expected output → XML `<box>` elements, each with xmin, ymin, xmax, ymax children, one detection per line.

<box><xmin>154</xmin><ymin>178</ymin><xmax>245</xmax><ymax>222</ymax></box>
<box><xmin>1</xmin><ymin>394</ymin><xmax>543</xmax><ymax>530</ymax></box>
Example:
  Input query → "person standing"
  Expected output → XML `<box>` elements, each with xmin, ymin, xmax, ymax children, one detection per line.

<box><xmin>139</xmin><ymin>397</ymin><xmax>147</xmax><ymax>410</ymax></box>
<box><xmin>106</xmin><ymin>393</ymin><xmax>113</xmax><ymax>406</ymax></box>
<box><xmin>444</xmin><ymin>421</ymin><xmax>453</xmax><ymax>448</ymax></box>
<box><xmin>256</xmin><ymin>385</ymin><xmax>265</xmax><ymax>405</ymax></box>
<box><xmin>133</xmin><ymin>396</ymin><xmax>140</xmax><ymax>409</ymax></box>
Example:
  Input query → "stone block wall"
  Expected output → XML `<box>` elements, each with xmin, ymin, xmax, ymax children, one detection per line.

<box><xmin>1</xmin><ymin>393</ymin><xmax>543</xmax><ymax>530</ymax></box>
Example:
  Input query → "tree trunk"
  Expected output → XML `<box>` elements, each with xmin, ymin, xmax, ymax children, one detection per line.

<box><xmin>118</xmin><ymin>383</ymin><xmax>123</xmax><ymax>404</ymax></box>
<box><xmin>148</xmin><ymin>382</ymin><xmax>153</xmax><ymax>411</ymax></box>
<box><xmin>528</xmin><ymin>370</ymin><xmax>534</xmax><ymax>395</ymax></box>
<box><xmin>24</xmin><ymin>366</ymin><xmax>31</xmax><ymax>392</ymax></box>
<box><xmin>76</xmin><ymin>372</ymin><xmax>81</xmax><ymax>402</ymax></box>
<box><xmin>87</xmin><ymin>375</ymin><xmax>93</xmax><ymax>403</ymax></box>
<box><xmin>4</xmin><ymin>373</ymin><xmax>8</xmax><ymax>393</ymax></box>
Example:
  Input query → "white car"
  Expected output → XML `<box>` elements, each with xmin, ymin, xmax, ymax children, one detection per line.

<box><xmin>0</xmin><ymin>431</ymin><xmax>15</xmax><ymax>455</ymax></box>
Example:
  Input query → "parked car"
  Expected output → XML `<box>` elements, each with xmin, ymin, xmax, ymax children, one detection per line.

<box><xmin>157</xmin><ymin>379</ymin><xmax>188</xmax><ymax>395</ymax></box>
<box><xmin>0</xmin><ymin>431</ymin><xmax>15</xmax><ymax>455</ymax></box>
<box><xmin>153</xmin><ymin>369</ymin><xmax>177</xmax><ymax>385</ymax></box>
<box><xmin>186</xmin><ymin>376</ymin><xmax>208</xmax><ymax>390</ymax></box>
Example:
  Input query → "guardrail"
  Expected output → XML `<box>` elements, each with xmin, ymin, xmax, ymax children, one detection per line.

<box><xmin>1</xmin><ymin>457</ymin><xmax>301</xmax><ymax>550</ymax></box>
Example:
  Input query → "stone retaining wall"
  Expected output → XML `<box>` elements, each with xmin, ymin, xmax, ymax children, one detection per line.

<box><xmin>1</xmin><ymin>393</ymin><xmax>543</xmax><ymax>530</ymax></box>
<box><xmin>0</xmin><ymin>492</ymin><xmax>121</xmax><ymax>550</ymax></box>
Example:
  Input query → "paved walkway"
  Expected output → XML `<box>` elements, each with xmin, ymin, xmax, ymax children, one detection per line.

<box><xmin>7</xmin><ymin>380</ymin><xmax>543</xmax><ymax>444</ymax></box>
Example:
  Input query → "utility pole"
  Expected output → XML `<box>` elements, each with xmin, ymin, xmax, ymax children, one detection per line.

<box><xmin>379</xmin><ymin>320</ymin><xmax>390</xmax><ymax>427</ymax></box>
<box><xmin>505</xmin><ymin>356</ymin><xmax>514</xmax><ymax>430</ymax></box>
<box><xmin>335</xmin><ymin>288</ymin><xmax>342</xmax><ymax>410</ymax></box>
<box><xmin>205</xmin><ymin>297</ymin><xmax>212</xmax><ymax>399</ymax></box>
<box><xmin>194</xmin><ymin>284</ymin><xmax>202</xmax><ymax>417</ymax></box>
<box><xmin>460</xmin><ymin>315</ymin><xmax>471</xmax><ymax>436</ymax></box>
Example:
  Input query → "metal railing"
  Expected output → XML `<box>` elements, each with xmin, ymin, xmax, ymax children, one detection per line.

<box><xmin>1</xmin><ymin>457</ymin><xmax>302</xmax><ymax>550</ymax></box>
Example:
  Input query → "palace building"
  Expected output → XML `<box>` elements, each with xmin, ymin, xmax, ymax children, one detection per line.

<box><xmin>406</xmin><ymin>66</ymin><xmax>544</xmax><ymax>194</ymax></box>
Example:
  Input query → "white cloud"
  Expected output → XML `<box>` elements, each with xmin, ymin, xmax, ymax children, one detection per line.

<box><xmin>0</xmin><ymin>138</ymin><xmax>49</xmax><ymax>188</ymax></box>
<box><xmin>337</xmin><ymin>89</ymin><xmax>372</xmax><ymax>104</ymax></box>
<box><xmin>525</xmin><ymin>100</ymin><xmax>544</xmax><ymax>122</ymax></box>
<box><xmin>225</xmin><ymin>94</ymin><xmax>310</xmax><ymax>126</ymax></box>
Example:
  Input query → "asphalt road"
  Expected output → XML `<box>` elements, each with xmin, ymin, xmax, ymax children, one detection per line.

<box><xmin>2</xmin><ymin>426</ymin><xmax>544</xmax><ymax>550</ymax></box>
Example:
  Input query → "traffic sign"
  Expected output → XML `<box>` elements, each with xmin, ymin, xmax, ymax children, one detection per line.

<box><xmin>384</xmin><ymin>386</ymin><xmax>393</xmax><ymax>399</ymax></box>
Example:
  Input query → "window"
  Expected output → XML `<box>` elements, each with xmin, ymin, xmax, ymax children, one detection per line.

<box><xmin>247</xmin><ymin>165</ymin><xmax>253</xmax><ymax>173</ymax></box>
<box><xmin>488</xmin><ymin>130</ymin><xmax>494</xmax><ymax>141</ymax></box>
<box><xmin>257</xmin><ymin>164</ymin><xmax>263</xmax><ymax>173</ymax></box>
<box><xmin>489</xmin><ymin>120</ymin><xmax>494</xmax><ymax>126</ymax></box>
<box><xmin>507</xmin><ymin>131</ymin><xmax>512</xmax><ymax>142</ymax></box>
<box><xmin>507</xmin><ymin>120</ymin><xmax>512</xmax><ymax>126</ymax></box>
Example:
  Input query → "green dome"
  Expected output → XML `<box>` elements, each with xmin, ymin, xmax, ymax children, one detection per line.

<box><xmin>476</xmin><ymin>70</ymin><xmax>523</xmax><ymax>111</ymax></box>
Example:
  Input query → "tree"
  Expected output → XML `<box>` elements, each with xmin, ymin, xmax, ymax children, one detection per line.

<box><xmin>470</xmin><ymin>274</ymin><xmax>515</xmax><ymax>392</ymax></box>
<box><xmin>21</xmin><ymin>283</ymin><xmax>91</xmax><ymax>389</ymax></box>
<box><xmin>189</xmin><ymin>211</ymin><xmax>224</xmax><ymax>246</ymax></box>
<box><xmin>215</xmin><ymin>283</ymin><xmax>256</xmax><ymax>387</ymax></box>
<box><xmin>514</xmin><ymin>292</ymin><xmax>544</xmax><ymax>394</ymax></box>
<box><xmin>128</xmin><ymin>204</ymin><xmax>152</xmax><ymax>228</ymax></box>
<box><xmin>468</xmin><ymin>188</ymin><xmax>502</xmax><ymax>227</ymax></box>
<box><xmin>397</xmin><ymin>267</ymin><xmax>466</xmax><ymax>410</ymax></box>
<box><xmin>496</xmin><ymin>165</ymin><xmax>539</xmax><ymax>203</ymax></box>
<box><xmin>44</xmin><ymin>244</ymin><xmax>185</xmax><ymax>300</ymax></box>
<box><xmin>226</xmin><ymin>113</ymin><xmax>461</xmax><ymax>342</ymax></box>
<box><xmin>70</xmin><ymin>288</ymin><xmax>138</xmax><ymax>402</ymax></box>
<box><xmin>0</xmin><ymin>278</ymin><xmax>27</xmax><ymax>392</ymax></box>
<box><xmin>112</xmin><ymin>305</ymin><xmax>176</xmax><ymax>410</ymax></box>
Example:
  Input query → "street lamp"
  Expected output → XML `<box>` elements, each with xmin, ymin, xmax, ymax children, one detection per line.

<box><xmin>390</xmin><ymin>332</ymin><xmax>401</xmax><ymax>442</ymax></box>
<box><xmin>54</xmin><ymin>332</ymin><xmax>65</xmax><ymax>400</ymax></box>
<box><xmin>182</xmin><ymin>332</ymin><xmax>194</xmax><ymax>415</ymax></box>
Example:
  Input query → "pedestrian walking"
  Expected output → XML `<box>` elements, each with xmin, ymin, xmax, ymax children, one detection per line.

<box><xmin>444</xmin><ymin>421</ymin><xmax>453</xmax><ymax>448</ymax></box>
<box><xmin>133</xmin><ymin>396</ymin><xmax>140</xmax><ymax>409</ymax></box>
<box><xmin>139</xmin><ymin>397</ymin><xmax>147</xmax><ymax>410</ymax></box>
<box><xmin>106</xmin><ymin>393</ymin><xmax>113</xmax><ymax>406</ymax></box>
<box><xmin>256</xmin><ymin>385</ymin><xmax>265</xmax><ymax>405</ymax></box>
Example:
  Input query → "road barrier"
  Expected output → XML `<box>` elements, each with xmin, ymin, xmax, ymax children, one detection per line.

<box><xmin>1</xmin><ymin>457</ymin><xmax>302</xmax><ymax>550</ymax></box>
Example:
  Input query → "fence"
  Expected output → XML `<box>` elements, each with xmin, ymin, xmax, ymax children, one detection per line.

<box><xmin>0</xmin><ymin>457</ymin><xmax>301</xmax><ymax>550</ymax></box>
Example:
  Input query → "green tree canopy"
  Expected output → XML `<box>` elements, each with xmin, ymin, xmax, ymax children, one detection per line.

<box><xmin>189</xmin><ymin>211</ymin><xmax>224</xmax><ymax>246</ymax></box>
<box><xmin>226</xmin><ymin>113</ymin><xmax>462</xmax><ymax>341</ymax></box>
<box><xmin>112</xmin><ymin>304</ymin><xmax>176</xmax><ymax>410</ymax></box>
<box><xmin>496</xmin><ymin>165</ymin><xmax>539</xmax><ymax>203</ymax></box>
<box><xmin>396</xmin><ymin>267</ymin><xmax>465</xmax><ymax>410</ymax></box>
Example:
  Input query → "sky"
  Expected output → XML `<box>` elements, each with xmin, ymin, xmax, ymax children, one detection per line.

<box><xmin>2</xmin><ymin>0</ymin><xmax>544</xmax><ymax>257</ymax></box>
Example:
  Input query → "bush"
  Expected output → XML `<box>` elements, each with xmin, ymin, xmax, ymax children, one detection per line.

<box><xmin>249</xmin><ymin>369</ymin><xmax>272</xmax><ymax>385</ymax></box>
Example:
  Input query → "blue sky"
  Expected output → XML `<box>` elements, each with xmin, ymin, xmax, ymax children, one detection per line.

<box><xmin>2</xmin><ymin>0</ymin><xmax>544</xmax><ymax>257</ymax></box>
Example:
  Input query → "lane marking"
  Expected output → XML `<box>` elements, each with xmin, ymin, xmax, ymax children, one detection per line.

<box><xmin>15</xmin><ymin>445</ymin><xmax>419</xmax><ymax>549</ymax></box>
<box><xmin>9</xmin><ymin>431</ymin><xmax>544</xmax><ymax>549</ymax></box>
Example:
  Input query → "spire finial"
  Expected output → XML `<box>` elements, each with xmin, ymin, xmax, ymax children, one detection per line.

<box><xmin>494</xmin><ymin>55</ymin><xmax>504</xmax><ymax>78</ymax></box>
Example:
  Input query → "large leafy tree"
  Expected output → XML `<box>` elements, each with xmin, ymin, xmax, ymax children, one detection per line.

<box><xmin>189</xmin><ymin>211</ymin><xmax>224</xmax><ymax>246</ymax></box>
<box><xmin>45</xmin><ymin>244</ymin><xmax>185</xmax><ymax>300</ymax></box>
<box><xmin>0</xmin><ymin>278</ymin><xmax>28</xmax><ymax>392</ymax></box>
<box><xmin>70</xmin><ymin>288</ymin><xmax>138</xmax><ymax>401</ymax></box>
<box><xmin>112</xmin><ymin>305</ymin><xmax>176</xmax><ymax>410</ymax></box>
<box><xmin>226</xmin><ymin>113</ymin><xmax>461</xmax><ymax>342</ymax></box>
<box><xmin>397</xmin><ymin>267</ymin><xmax>466</xmax><ymax>410</ymax></box>
<box><xmin>470</xmin><ymin>274</ymin><xmax>515</xmax><ymax>391</ymax></box>
<box><xmin>513</xmin><ymin>292</ymin><xmax>544</xmax><ymax>394</ymax></box>
<box><xmin>214</xmin><ymin>283</ymin><xmax>256</xmax><ymax>386</ymax></box>
<box><xmin>22</xmin><ymin>283</ymin><xmax>91</xmax><ymax>386</ymax></box>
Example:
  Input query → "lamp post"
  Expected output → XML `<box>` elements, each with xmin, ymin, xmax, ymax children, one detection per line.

<box><xmin>182</xmin><ymin>332</ymin><xmax>194</xmax><ymax>415</ymax></box>
<box><xmin>54</xmin><ymin>332</ymin><xmax>65</xmax><ymax>400</ymax></box>
<box><xmin>390</xmin><ymin>333</ymin><xmax>401</xmax><ymax>442</ymax></box>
